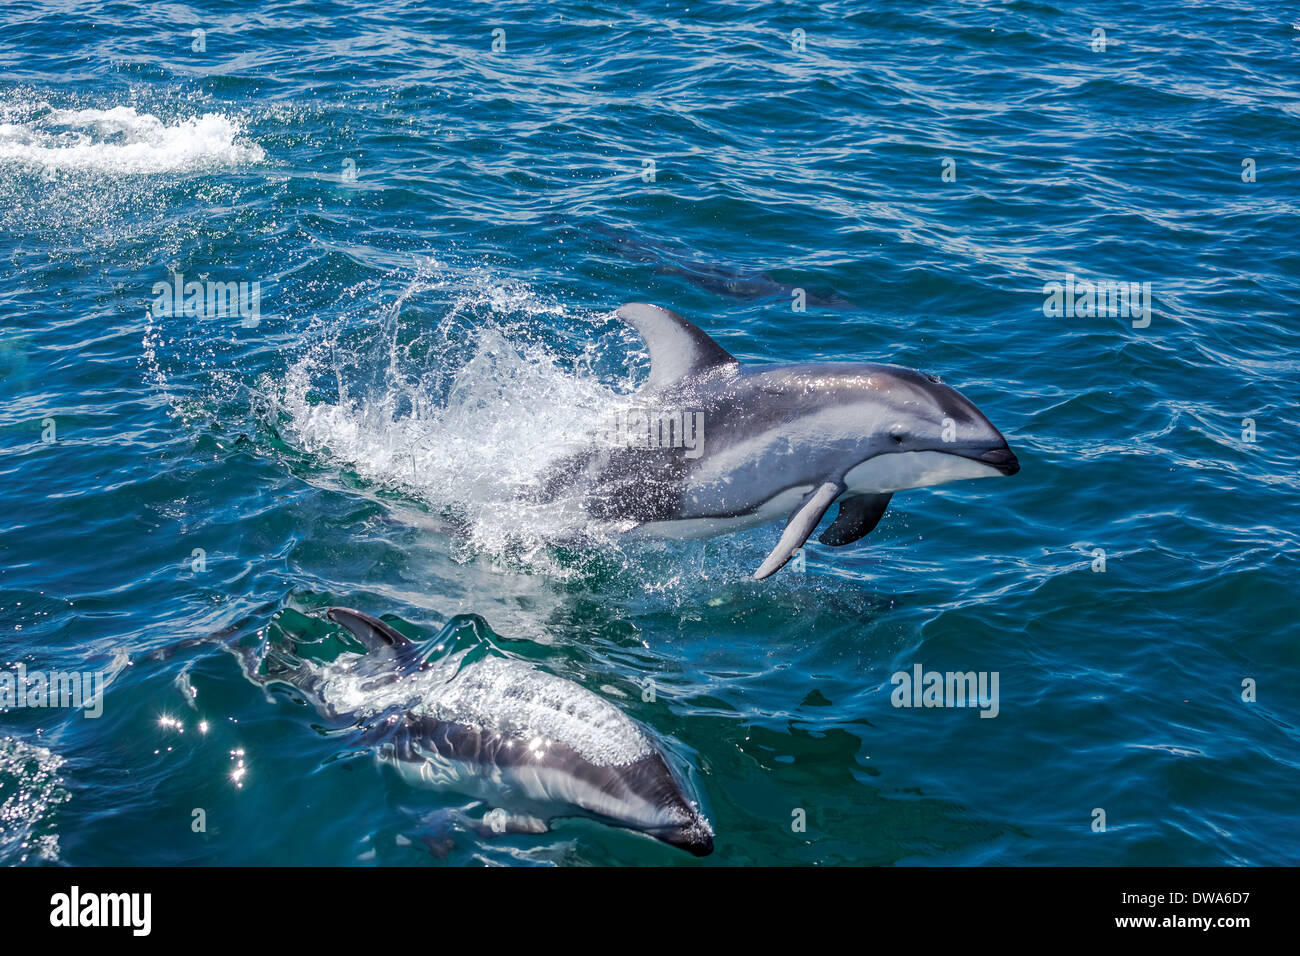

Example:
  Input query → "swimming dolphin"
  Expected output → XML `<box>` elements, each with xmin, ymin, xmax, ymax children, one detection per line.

<box><xmin>243</xmin><ymin>607</ymin><xmax>714</xmax><ymax>856</ymax></box>
<box><xmin>542</xmin><ymin>303</ymin><xmax>1020</xmax><ymax>579</ymax></box>
<box><xmin>583</xmin><ymin>221</ymin><xmax>857</xmax><ymax>309</ymax></box>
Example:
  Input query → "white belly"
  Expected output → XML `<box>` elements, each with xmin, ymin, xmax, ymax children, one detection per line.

<box><xmin>844</xmin><ymin>450</ymin><xmax>1002</xmax><ymax>494</ymax></box>
<box><xmin>633</xmin><ymin>485</ymin><xmax>814</xmax><ymax>540</ymax></box>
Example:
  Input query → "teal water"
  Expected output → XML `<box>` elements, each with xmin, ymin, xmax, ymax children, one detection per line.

<box><xmin>1</xmin><ymin>0</ymin><xmax>1298</xmax><ymax>866</ymax></box>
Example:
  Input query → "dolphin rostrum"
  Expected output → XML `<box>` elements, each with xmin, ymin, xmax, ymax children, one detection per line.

<box><xmin>542</xmin><ymin>303</ymin><xmax>1020</xmax><ymax>579</ymax></box>
<box><xmin>243</xmin><ymin>607</ymin><xmax>714</xmax><ymax>856</ymax></box>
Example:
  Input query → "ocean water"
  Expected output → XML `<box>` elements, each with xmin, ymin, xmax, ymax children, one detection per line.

<box><xmin>1</xmin><ymin>0</ymin><xmax>1298</xmax><ymax>866</ymax></box>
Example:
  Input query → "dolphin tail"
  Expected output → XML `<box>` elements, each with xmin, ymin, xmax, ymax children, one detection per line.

<box><xmin>145</xmin><ymin>600</ymin><xmax>280</xmax><ymax>663</ymax></box>
<box><xmin>754</xmin><ymin>480</ymin><xmax>844</xmax><ymax>579</ymax></box>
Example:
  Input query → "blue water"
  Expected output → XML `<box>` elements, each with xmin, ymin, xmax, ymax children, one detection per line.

<box><xmin>1</xmin><ymin>0</ymin><xmax>1298</xmax><ymax>866</ymax></box>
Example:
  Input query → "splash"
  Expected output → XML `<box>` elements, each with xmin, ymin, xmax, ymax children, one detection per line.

<box><xmin>0</xmin><ymin>104</ymin><xmax>264</xmax><ymax>173</ymax></box>
<box><xmin>271</xmin><ymin>261</ymin><xmax>645</xmax><ymax>570</ymax></box>
<box><xmin>146</xmin><ymin>260</ymin><xmax>867</xmax><ymax>593</ymax></box>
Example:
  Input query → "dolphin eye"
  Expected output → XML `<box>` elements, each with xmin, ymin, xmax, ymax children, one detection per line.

<box><xmin>889</xmin><ymin>424</ymin><xmax>906</xmax><ymax>443</ymax></box>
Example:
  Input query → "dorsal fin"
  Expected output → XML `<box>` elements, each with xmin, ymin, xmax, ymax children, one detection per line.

<box><xmin>327</xmin><ymin>607</ymin><xmax>415</xmax><ymax>652</ymax></box>
<box><xmin>616</xmin><ymin>303</ymin><xmax>738</xmax><ymax>393</ymax></box>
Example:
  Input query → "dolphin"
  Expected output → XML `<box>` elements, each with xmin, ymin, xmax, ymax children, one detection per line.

<box><xmin>242</xmin><ymin>607</ymin><xmax>715</xmax><ymax>856</ymax></box>
<box><xmin>541</xmin><ymin>303</ymin><xmax>1020</xmax><ymax>579</ymax></box>
<box><xmin>584</xmin><ymin>222</ymin><xmax>857</xmax><ymax>309</ymax></box>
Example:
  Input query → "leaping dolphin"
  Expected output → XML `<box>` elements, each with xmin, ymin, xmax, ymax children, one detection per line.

<box><xmin>542</xmin><ymin>303</ymin><xmax>1020</xmax><ymax>579</ymax></box>
<box><xmin>242</xmin><ymin>607</ymin><xmax>714</xmax><ymax>856</ymax></box>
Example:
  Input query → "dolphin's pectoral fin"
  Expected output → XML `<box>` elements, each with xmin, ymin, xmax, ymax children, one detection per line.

<box><xmin>450</xmin><ymin>806</ymin><xmax>551</xmax><ymax>839</ymax></box>
<box><xmin>616</xmin><ymin>302</ymin><xmax>739</xmax><ymax>393</ymax></box>
<box><xmin>754</xmin><ymin>481</ymin><xmax>844</xmax><ymax>580</ymax></box>
<box><xmin>818</xmin><ymin>493</ymin><xmax>892</xmax><ymax>547</ymax></box>
<box><xmin>494</xmin><ymin>813</ymin><xmax>550</xmax><ymax>836</ymax></box>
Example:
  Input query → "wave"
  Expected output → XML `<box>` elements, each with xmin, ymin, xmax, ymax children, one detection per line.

<box><xmin>0</xmin><ymin>104</ymin><xmax>264</xmax><ymax>173</ymax></box>
<box><xmin>0</xmin><ymin>737</ymin><xmax>68</xmax><ymax>865</ymax></box>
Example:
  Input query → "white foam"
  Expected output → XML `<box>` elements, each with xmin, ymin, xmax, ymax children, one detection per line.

<box><xmin>0</xmin><ymin>105</ymin><xmax>264</xmax><ymax>173</ymax></box>
<box><xmin>273</xmin><ymin>263</ymin><xmax>642</xmax><ymax>569</ymax></box>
